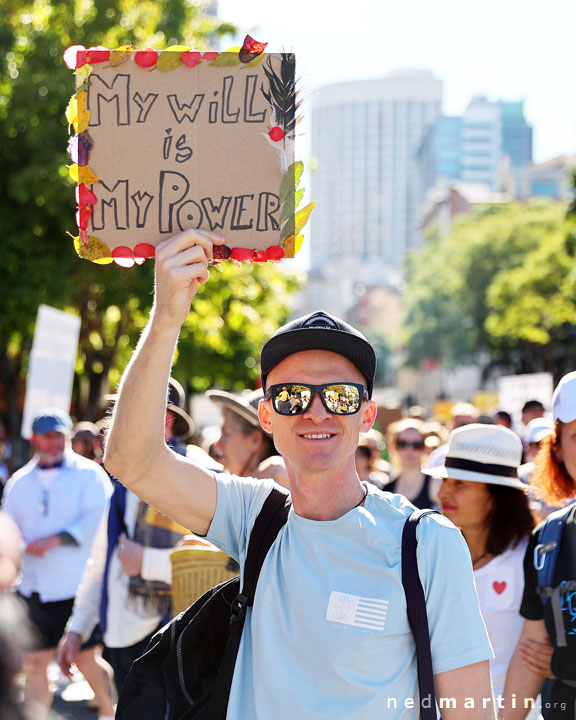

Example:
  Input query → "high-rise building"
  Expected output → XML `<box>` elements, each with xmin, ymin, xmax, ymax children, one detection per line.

<box><xmin>419</xmin><ymin>97</ymin><xmax>533</xmax><ymax>193</ymax></box>
<box><xmin>307</xmin><ymin>70</ymin><xmax>442</xmax><ymax>316</ymax></box>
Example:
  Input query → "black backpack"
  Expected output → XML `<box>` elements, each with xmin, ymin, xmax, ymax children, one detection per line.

<box><xmin>116</xmin><ymin>487</ymin><xmax>291</xmax><ymax>720</ymax></box>
<box><xmin>117</xmin><ymin>488</ymin><xmax>438</xmax><ymax>720</ymax></box>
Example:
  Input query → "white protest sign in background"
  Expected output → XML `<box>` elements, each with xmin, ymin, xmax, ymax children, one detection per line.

<box><xmin>497</xmin><ymin>372</ymin><xmax>554</xmax><ymax>423</ymax></box>
<box><xmin>21</xmin><ymin>305</ymin><xmax>81</xmax><ymax>439</ymax></box>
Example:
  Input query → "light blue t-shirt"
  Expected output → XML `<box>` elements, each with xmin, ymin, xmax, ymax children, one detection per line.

<box><xmin>207</xmin><ymin>474</ymin><xmax>493</xmax><ymax>719</ymax></box>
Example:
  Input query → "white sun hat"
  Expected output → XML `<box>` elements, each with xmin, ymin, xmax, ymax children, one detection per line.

<box><xmin>422</xmin><ymin>423</ymin><xmax>527</xmax><ymax>489</ymax></box>
<box><xmin>552</xmin><ymin>371</ymin><xmax>576</xmax><ymax>423</ymax></box>
<box><xmin>524</xmin><ymin>417</ymin><xmax>554</xmax><ymax>445</ymax></box>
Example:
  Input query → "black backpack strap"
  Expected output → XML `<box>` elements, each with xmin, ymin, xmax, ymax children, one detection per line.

<box><xmin>211</xmin><ymin>486</ymin><xmax>291</xmax><ymax>719</ymax></box>
<box><xmin>401</xmin><ymin>508</ymin><xmax>439</xmax><ymax>720</ymax></box>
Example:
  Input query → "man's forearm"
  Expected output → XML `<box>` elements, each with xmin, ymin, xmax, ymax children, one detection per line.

<box><xmin>105</xmin><ymin>314</ymin><xmax>180</xmax><ymax>482</ymax></box>
<box><xmin>499</xmin><ymin>648</ymin><xmax>544</xmax><ymax>719</ymax></box>
<box><xmin>435</xmin><ymin>661</ymin><xmax>496</xmax><ymax>719</ymax></box>
<box><xmin>103</xmin><ymin>231</ymin><xmax>222</xmax><ymax>534</ymax></box>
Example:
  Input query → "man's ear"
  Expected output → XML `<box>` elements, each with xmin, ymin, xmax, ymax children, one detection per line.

<box><xmin>258</xmin><ymin>398</ymin><xmax>274</xmax><ymax>435</ymax></box>
<box><xmin>359</xmin><ymin>400</ymin><xmax>377</xmax><ymax>433</ymax></box>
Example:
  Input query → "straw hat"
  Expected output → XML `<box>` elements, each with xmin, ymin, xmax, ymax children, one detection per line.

<box><xmin>422</xmin><ymin>423</ymin><xmax>527</xmax><ymax>490</ymax></box>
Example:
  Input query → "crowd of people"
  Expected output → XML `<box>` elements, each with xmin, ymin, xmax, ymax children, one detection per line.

<box><xmin>0</xmin><ymin>234</ymin><xmax>575</xmax><ymax>719</ymax></box>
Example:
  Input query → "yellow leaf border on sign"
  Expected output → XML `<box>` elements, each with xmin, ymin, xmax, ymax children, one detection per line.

<box><xmin>73</xmin><ymin>235</ymin><xmax>113</xmax><ymax>264</ymax></box>
<box><xmin>64</xmin><ymin>45</ymin><xmax>314</xmax><ymax>263</ymax></box>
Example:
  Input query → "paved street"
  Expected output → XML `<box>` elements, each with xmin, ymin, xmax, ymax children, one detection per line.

<box><xmin>45</xmin><ymin>664</ymin><xmax>100</xmax><ymax>720</ymax></box>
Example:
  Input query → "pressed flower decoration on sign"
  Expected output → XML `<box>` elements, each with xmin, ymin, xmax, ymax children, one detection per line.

<box><xmin>63</xmin><ymin>37</ymin><xmax>315</xmax><ymax>267</ymax></box>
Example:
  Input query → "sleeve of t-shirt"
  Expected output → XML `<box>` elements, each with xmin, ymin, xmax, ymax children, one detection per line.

<box><xmin>519</xmin><ymin>527</ymin><xmax>544</xmax><ymax>620</ymax></box>
<box><xmin>417</xmin><ymin>513</ymin><xmax>494</xmax><ymax>675</ymax></box>
<box><xmin>205</xmin><ymin>472</ymin><xmax>276</xmax><ymax>563</ymax></box>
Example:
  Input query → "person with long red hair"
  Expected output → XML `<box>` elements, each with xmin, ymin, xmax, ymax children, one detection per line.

<box><xmin>501</xmin><ymin>371</ymin><xmax>576</xmax><ymax>720</ymax></box>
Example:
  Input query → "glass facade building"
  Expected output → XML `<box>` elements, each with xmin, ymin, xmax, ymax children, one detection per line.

<box><xmin>419</xmin><ymin>97</ymin><xmax>533</xmax><ymax>193</ymax></box>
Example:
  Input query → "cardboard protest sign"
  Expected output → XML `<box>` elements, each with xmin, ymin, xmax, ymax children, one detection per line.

<box><xmin>497</xmin><ymin>372</ymin><xmax>553</xmax><ymax>422</ymax></box>
<box><xmin>64</xmin><ymin>40</ymin><xmax>315</xmax><ymax>267</ymax></box>
<box><xmin>21</xmin><ymin>305</ymin><xmax>81</xmax><ymax>439</ymax></box>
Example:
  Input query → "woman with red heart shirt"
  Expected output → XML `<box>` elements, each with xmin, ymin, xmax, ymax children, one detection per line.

<box><xmin>425</xmin><ymin>424</ymin><xmax>540</xmax><ymax>716</ymax></box>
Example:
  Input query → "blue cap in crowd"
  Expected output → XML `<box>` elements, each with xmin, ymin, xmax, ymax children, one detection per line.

<box><xmin>31</xmin><ymin>408</ymin><xmax>73</xmax><ymax>435</ymax></box>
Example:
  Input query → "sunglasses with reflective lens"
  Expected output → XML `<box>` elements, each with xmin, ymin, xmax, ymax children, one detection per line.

<box><xmin>266</xmin><ymin>383</ymin><xmax>366</xmax><ymax>416</ymax></box>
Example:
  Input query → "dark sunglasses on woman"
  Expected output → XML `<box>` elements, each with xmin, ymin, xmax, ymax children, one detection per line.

<box><xmin>396</xmin><ymin>439</ymin><xmax>425</xmax><ymax>450</ymax></box>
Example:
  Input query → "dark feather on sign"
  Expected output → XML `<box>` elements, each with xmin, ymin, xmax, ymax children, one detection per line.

<box><xmin>261</xmin><ymin>53</ymin><xmax>299</xmax><ymax>136</ymax></box>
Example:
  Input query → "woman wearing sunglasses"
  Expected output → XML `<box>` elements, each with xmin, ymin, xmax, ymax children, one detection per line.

<box><xmin>426</xmin><ymin>424</ymin><xmax>540</xmax><ymax>717</ymax></box>
<box><xmin>384</xmin><ymin>418</ymin><xmax>437</xmax><ymax>509</ymax></box>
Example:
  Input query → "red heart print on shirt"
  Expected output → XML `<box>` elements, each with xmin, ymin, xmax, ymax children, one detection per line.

<box><xmin>493</xmin><ymin>581</ymin><xmax>507</xmax><ymax>595</ymax></box>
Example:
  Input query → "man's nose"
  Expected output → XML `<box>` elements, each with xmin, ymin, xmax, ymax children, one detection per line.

<box><xmin>303</xmin><ymin>392</ymin><xmax>330</xmax><ymax>420</ymax></box>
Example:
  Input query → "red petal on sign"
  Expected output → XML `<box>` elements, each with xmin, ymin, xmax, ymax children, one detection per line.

<box><xmin>134</xmin><ymin>243</ymin><xmax>156</xmax><ymax>259</ymax></box>
<box><xmin>63</xmin><ymin>45</ymin><xmax>87</xmax><ymax>69</ymax></box>
<box><xmin>239</xmin><ymin>35</ymin><xmax>267</xmax><ymax>63</ymax></box>
<box><xmin>268</xmin><ymin>126</ymin><xmax>284</xmax><ymax>142</ymax></box>
<box><xmin>202</xmin><ymin>51</ymin><xmax>219</xmax><ymax>62</ymax></box>
<box><xmin>252</xmin><ymin>250</ymin><xmax>267</xmax><ymax>264</ymax></box>
<box><xmin>265</xmin><ymin>246</ymin><xmax>284</xmax><ymax>262</ymax></box>
<box><xmin>181</xmin><ymin>50</ymin><xmax>202</xmax><ymax>67</ymax></box>
<box><xmin>86</xmin><ymin>46</ymin><xmax>110</xmax><ymax>64</ymax></box>
<box><xmin>76</xmin><ymin>206</ymin><xmax>93</xmax><ymax>230</ymax></box>
<box><xmin>134</xmin><ymin>49</ymin><xmax>158</xmax><ymax>68</ymax></box>
<box><xmin>75</xmin><ymin>184</ymin><xmax>98</xmax><ymax>206</ymax></box>
<box><xmin>112</xmin><ymin>246</ymin><xmax>135</xmax><ymax>268</ymax></box>
<box><xmin>230</xmin><ymin>247</ymin><xmax>255</xmax><ymax>261</ymax></box>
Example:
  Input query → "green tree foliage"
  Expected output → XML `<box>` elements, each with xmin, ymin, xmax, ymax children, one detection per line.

<box><xmin>402</xmin><ymin>200</ymin><xmax>576</xmax><ymax>379</ymax></box>
<box><xmin>0</xmin><ymin>1</ymin><xmax>300</xmax><ymax>459</ymax></box>
<box><xmin>174</xmin><ymin>264</ymin><xmax>303</xmax><ymax>393</ymax></box>
<box><xmin>363</xmin><ymin>331</ymin><xmax>390</xmax><ymax>388</ymax></box>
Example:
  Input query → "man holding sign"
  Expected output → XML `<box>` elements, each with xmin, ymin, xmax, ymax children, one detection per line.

<box><xmin>105</xmin><ymin>230</ymin><xmax>496</xmax><ymax>718</ymax></box>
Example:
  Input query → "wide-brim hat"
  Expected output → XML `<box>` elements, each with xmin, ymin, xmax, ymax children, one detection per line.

<box><xmin>422</xmin><ymin>423</ymin><xmax>528</xmax><ymax>490</ymax></box>
<box><xmin>105</xmin><ymin>378</ymin><xmax>195</xmax><ymax>440</ymax></box>
<box><xmin>552</xmin><ymin>370</ymin><xmax>576</xmax><ymax>423</ymax></box>
<box><xmin>206</xmin><ymin>388</ymin><xmax>271</xmax><ymax>437</ymax></box>
<box><xmin>166</xmin><ymin>378</ymin><xmax>195</xmax><ymax>440</ymax></box>
<box><xmin>260</xmin><ymin>310</ymin><xmax>377</xmax><ymax>398</ymax></box>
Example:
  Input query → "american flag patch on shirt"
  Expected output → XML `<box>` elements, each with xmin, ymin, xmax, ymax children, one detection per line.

<box><xmin>326</xmin><ymin>591</ymin><xmax>389</xmax><ymax>631</ymax></box>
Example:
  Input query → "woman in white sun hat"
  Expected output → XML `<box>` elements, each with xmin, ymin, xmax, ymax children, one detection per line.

<box><xmin>424</xmin><ymin>423</ymin><xmax>541</xmax><ymax>716</ymax></box>
<box><xmin>500</xmin><ymin>371</ymin><xmax>576</xmax><ymax>720</ymax></box>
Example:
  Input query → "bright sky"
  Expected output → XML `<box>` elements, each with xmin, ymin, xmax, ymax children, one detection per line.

<box><xmin>218</xmin><ymin>0</ymin><xmax>576</xmax><ymax>164</ymax></box>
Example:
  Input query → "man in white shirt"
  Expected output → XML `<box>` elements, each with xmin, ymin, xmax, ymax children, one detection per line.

<box><xmin>2</xmin><ymin>408</ymin><xmax>113</xmax><ymax>720</ymax></box>
<box><xmin>57</xmin><ymin>384</ymin><xmax>201</xmax><ymax>693</ymax></box>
